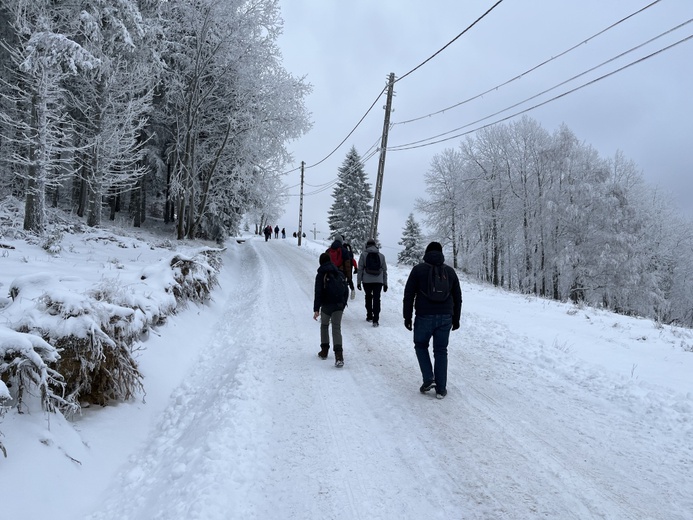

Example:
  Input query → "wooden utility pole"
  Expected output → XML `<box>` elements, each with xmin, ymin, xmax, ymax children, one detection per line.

<box><xmin>298</xmin><ymin>160</ymin><xmax>305</xmax><ymax>246</ymax></box>
<box><xmin>369</xmin><ymin>72</ymin><xmax>395</xmax><ymax>240</ymax></box>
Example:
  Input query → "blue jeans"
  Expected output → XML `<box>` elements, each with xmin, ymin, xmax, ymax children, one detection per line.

<box><xmin>413</xmin><ymin>314</ymin><xmax>452</xmax><ymax>392</ymax></box>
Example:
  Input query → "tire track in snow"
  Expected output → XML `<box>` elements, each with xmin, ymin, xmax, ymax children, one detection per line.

<box><xmin>87</xmin><ymin>243</ymin><xmax>275</xmax><ymax>520</ymax></box>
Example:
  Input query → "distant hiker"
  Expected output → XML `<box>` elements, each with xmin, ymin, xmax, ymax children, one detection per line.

<box><xmin>326</xmin><ymin>235</ymin><xmax>355</xmax><ymax>296</ymax></box>
<box><xmin>274</xmin><ymin>225</ymin><xmax>280</xmax><ymax>239</ymax></box>
<box><xmin>357</xmin><ymin>238</ymin><xmax>388</xmax><ymax>327</ymax></box>
<box><xmin>264</xmin><ymin>225</ymin><xmax>272</xmax><ymax>241</ymax></box>
<box><xmin>402</xmin><ymin>241</ymin><xmax>462</xmax><ymax>399</ymax></box>
<box><xmin>281</xmin><ymin>228</ymin><xmax>286</xmax><ymax>239</ymax></box>
<box><xmin>313</xmin><ymin>252</ymin><xmax>349</xmax><ymax>367</ymax></box>
<box><xmin>293</xmin><ymin>232</ymin><xmax>297</xmax><ymax>238</ymax></box>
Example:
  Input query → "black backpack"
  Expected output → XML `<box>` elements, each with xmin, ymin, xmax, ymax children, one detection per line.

<box><xmin>424</xmin><ymin>264</ymin><xmax>451</xmax><ymax>302</ymax></box>
<box><xmin>364</xmin><ymin>252</ymin><xmax>382</xmax><ymax>275</ymax></box>
<box><xmin>323</xmin><ymin>270</ymin><xmax>349</xmax><ymax>306</ymax></box>
<box><xmin>343</xmin><ymin>243</ymin><xmax>354</xmax><ymax>263</ymax></box>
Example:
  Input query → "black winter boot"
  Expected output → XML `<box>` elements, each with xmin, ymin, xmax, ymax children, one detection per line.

<box><xmin>334</xmin><ymin>346</ymin><xmax>344</xmax><ymax>367</ymax></box>
<box><xmin>318</xmin><ymin>343</ymin><xmax>329</xmax><ymax>360</ymax></box>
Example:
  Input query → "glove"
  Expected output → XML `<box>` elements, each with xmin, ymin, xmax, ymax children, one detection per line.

<box><xmin>357</xmin><ymin>283</ymin><xmax>362</xmax><ymax>291</ymax></box>
<box><xmin>383</xmin><ymin>285</ymin><xmax>388</xmax><ymax>293</ymax></box>
<box><xmin>452</xmin><ymin>321</ymin><xmax>460</xmax><ymax>331</ymax></box>
<box><xmin>354</xmin><ymin>267</ymin><xmax>358</xmax><ymax>274</ymax></box>
<box><xmin>404</xmin><ymin>319</ymin><xmax>412</xmax><ymax>331</ymax></box>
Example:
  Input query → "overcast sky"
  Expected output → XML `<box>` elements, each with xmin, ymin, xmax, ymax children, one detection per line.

<box><xmin>276</xmin><ymin>0</ymin><xmax>693</xmax><ymax>254</ymax></box>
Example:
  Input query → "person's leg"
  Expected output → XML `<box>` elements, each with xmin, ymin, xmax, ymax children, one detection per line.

<box><xmin>371</xmin><ymin>283</ymin><xmax>383</xmax><ymax>323</ymax></box>
<box><xmin>431</xmin><ymin>315</ymin><xmax>452</xmax><ymax>393</ymax></box>
<box><xmin>330</xmin><ymin>310</ymin><xmax>343</xmax><ymax>347</ymax></box>
<box><xmin>331</xmin><ymin>310</ymin><xmax>344</xmax><ymax>364</ymax></box>
<box><xmin>413</xmin><ymin>315</ymin><xmax>434</xmax><ymax>385</ymax></box>
<box><xmin>364</xmin><ymin>283</ymin><xmax>374</xmax><ymax>320</ymax></box>
<box><xmin>320</xmin><ymin>310</ymin><xmax>331</xmax><ymax>346</ymax></box>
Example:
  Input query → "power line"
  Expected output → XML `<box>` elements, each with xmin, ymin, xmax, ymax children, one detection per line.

<box><xmin>304</xmin><ymin>86</ymin><xmax>387</xmax><ymax>170</ymax></box>
<box><xmin>286</xmin><ymin>146</ymin><xmax>381</xmax><ymax>197</ymax></box>
<box><xmin>388</xmin><ymin>33</ymin><xmax>693</xmax><ymax>151</ymax></box>
<box><xmin>390</xmin><ymin>21</ymin><xmax>692</xmax><ymax>150</ymax></box>
<box><xmin>279</xmin><ymin>1</ymin><xmax>504</xmax><ymax>180</ymax></box>
<box><xmin>393</xmin><ymin>0</ymin><xmax>663</xmax><ymax>126</ymax></box>
<box><xmin>395</xmin><ymin>0</ymin><xmax>505</xmax><ymax>84</ymax></box>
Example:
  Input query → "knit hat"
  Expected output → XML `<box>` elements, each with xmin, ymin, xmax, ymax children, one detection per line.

<box><xmin>319</xmin><ymin>253</ymin><xmax>331</xmax><ymax>265</ymax></box>
<box><xmin>425</xmin><ymin>241</ymin><xmax>443</xmax><ymax>253</ymax></box>
<box><xmin>366</xmin><ymin>238</ymin><xmax>376</xmax><ymax>247</ymax></box>
<box><xmin>333</xmin><ymin>234</ymin><xmax>344</xmax><ymax>244</ymax></box>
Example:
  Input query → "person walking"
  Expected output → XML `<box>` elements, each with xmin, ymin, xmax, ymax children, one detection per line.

<box><xmin>402</xmin><ymin>241</ymin><xmax>462</xmax><ymax>399</ymax></box>
<box><xmin>313</xmin><ymin>253</ymin><xmax>349</xmax><ymax>367</ymax></box>
<box><xmin>326</xmin><ymin>235</ymin><xmax>355</xmax><ymax>296</ymax></box>
<box><xmin>274</xmin><ymin>225</ymin><xmax>280</xmax><ymax>239</ymax></box>
<box><xmin>357</xmin><ymin>238</ymin><xmax>388</xmax><ymax>327</ymax></box>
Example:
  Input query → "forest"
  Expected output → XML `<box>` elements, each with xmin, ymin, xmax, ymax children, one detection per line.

<box><xmin>0</xmin><ymin>0</ymin><xmax>311</xmax><ymax>242</ymax></box>
<box><xmin>417</xmin><ymin>116</ymin><xmax>693</xmax><ymax>327</ymax></box>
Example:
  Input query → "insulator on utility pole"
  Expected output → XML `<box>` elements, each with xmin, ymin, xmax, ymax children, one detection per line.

<box><xmin>370</xmin><ymin>72</ymin><xmax>395</xmax><ymax>241</ymax></box>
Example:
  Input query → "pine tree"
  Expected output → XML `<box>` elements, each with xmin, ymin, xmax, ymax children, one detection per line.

<box><xmin>327</xmin><ymin>146</ymin><xmax>373</xmax><ymax>252</ymax></box>
<box><xmin>398</xmin><ymin>213</ymin><xmax>425</xmax><ymax>265</ymax></box>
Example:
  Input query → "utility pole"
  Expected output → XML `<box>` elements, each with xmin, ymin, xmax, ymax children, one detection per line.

<box><xmin>369</xmin><ymin>72</ymin><xmax>395</xmax><ymax>241</ymax></box>
<box><xmin>298</xmin><ymin>161</ymin><xmax>305</xmax><ymax>246</ymax></box>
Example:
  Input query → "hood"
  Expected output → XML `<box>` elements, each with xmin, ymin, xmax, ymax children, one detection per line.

<box><xmin>423</xmin><ymin>249</ymin><xmax>445</xmax><ymax>266</ymax></box>
<box><xmin>317</xmin><ymin>261</ymin><xmax>339</xmax><ymax>275</ymax></box>
<box><xmin>365</xmin><ymin>244</ymin><xmax>380</xmax><ymax>254</ymax></box>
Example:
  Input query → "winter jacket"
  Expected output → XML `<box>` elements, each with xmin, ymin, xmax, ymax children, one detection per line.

<box><xmin>402</xmin><ymin>250</ymin><xmax>462</xmax><ymax>323</ymax></box>
<box><xmin>313</xmin><ymin>261</ymin><xmax>348</xmax><ymax>314</ymax></box>
<box><xmin>326</xmin><ymin>240</ymin><xmax>353</xmax><ymax>285</ymax></box>
<box><xmin>357</xmin><ymin>245</ymin><xmax>388</xmax><ymax>286</ymax></box>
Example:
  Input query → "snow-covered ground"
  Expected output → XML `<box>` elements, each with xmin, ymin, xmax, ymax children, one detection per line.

<box><xmin>2</xmin><ymin>232</ymin><xmax>692</xmax><ymax>519</ymax></box>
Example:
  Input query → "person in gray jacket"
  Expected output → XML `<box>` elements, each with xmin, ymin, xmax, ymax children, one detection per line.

<box><xmin>357</xmin><ymin>238</ymin><xmax>388</xmax><ymax>327</ymax></box>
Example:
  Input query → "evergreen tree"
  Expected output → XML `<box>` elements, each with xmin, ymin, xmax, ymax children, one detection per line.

<box><xmin>398</xmin><ymin>213</ymin><xmax>425</xmax><ymax>265</ymax></box>
<box><xmin>327</xmin><ymin>146</ymin><xmax>372</xmax><ymax>252</ymax></box>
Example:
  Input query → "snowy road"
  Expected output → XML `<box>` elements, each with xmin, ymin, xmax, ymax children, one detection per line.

<box><xmin>86</xmin><ymin>237</ymin><xmax>692</xmax><ymax>520</ymax></box>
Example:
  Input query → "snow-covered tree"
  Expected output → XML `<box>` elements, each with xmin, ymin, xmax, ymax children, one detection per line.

<box><xmin>159</xmin><ymin>0</ymin><xmax>310</xmax><ymax>240</ymax></box>
<box><xmin>415</xmin><ymin>116</ymin><xmax>693</xmax><ymax>326</ymax></box>
<box><xmin>415</xmin><ymin>147</ymin><xmax>464</xmax><ymax>268</ymax></box>
<box><xmin>328</xmin><ymin>146</ymin><xmax>373</xmax><ymax>252</ymax></box>
<box><xmin>0</xmin><ymin>3</ymin><xmax>99</xmax><ymax>233</ymax></box>
<box><xmin>67</xmin><ymin>0</ymin><xmax>156</xmax><ymax>228</ymax></box>
<box><xmin>398</xmin><ymin>212</ymin><xmax>424</xmax><ymax>265</ymax></box>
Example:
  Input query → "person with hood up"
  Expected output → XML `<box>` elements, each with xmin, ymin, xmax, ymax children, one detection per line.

<box><xmin>402</xmin><ymin>241</ymin><xmax>462</xmax><ymax>399</ymax></box>
<box><xmin>357</xmin><ymin>238</ymin><xmax>388</xmax><ymax>327</ymax></box>
<box><xmin>313</xmin><ymin>253</ymin><xmax>349</xmax><ymax>367</ymax></box>
<box><xmin>326</xmin><ymin>234</ymin><xmax>354</xmax><ymax>294</ymax></box>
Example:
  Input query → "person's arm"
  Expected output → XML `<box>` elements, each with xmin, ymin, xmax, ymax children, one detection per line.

<box><xmin>357</xmin><ymin>254</ymin><xmax>364</xmax><ymax>287</ymax></box>
<box><xmin>403</xmin><ymin>268</ymin><xmax>417</xmax><ymax>322</ymax></box>
<box><xmin>450</xmin><ymin>268</ymin><xmax>462</xmax><ymax>329</ymax></box>
<box><xmin>313</xmin><ymin>274</ymin><xmax>322</xmax><ymax>315</ymax></box>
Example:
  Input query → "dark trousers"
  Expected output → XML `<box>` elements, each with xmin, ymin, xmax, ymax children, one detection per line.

<box><xmin>413</xmin><ymin>314</ymin><xmax>452</xmax><ymax>392</ymax></box>
<box><xmin>363</xmin><ymin>282</ymin><xmax>383</xmax><ymax>321</ymax></box>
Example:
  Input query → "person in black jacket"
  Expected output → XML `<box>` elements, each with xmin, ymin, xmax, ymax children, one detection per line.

<box><xmin>313</xmin><ymin>253</ymin><xmax>349</xmax><ymax>367</ymax></box>
<box><xmin>402</xmin><ymin>241</ymin><xmax>462</xmax><ymax>399</ymax></box>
